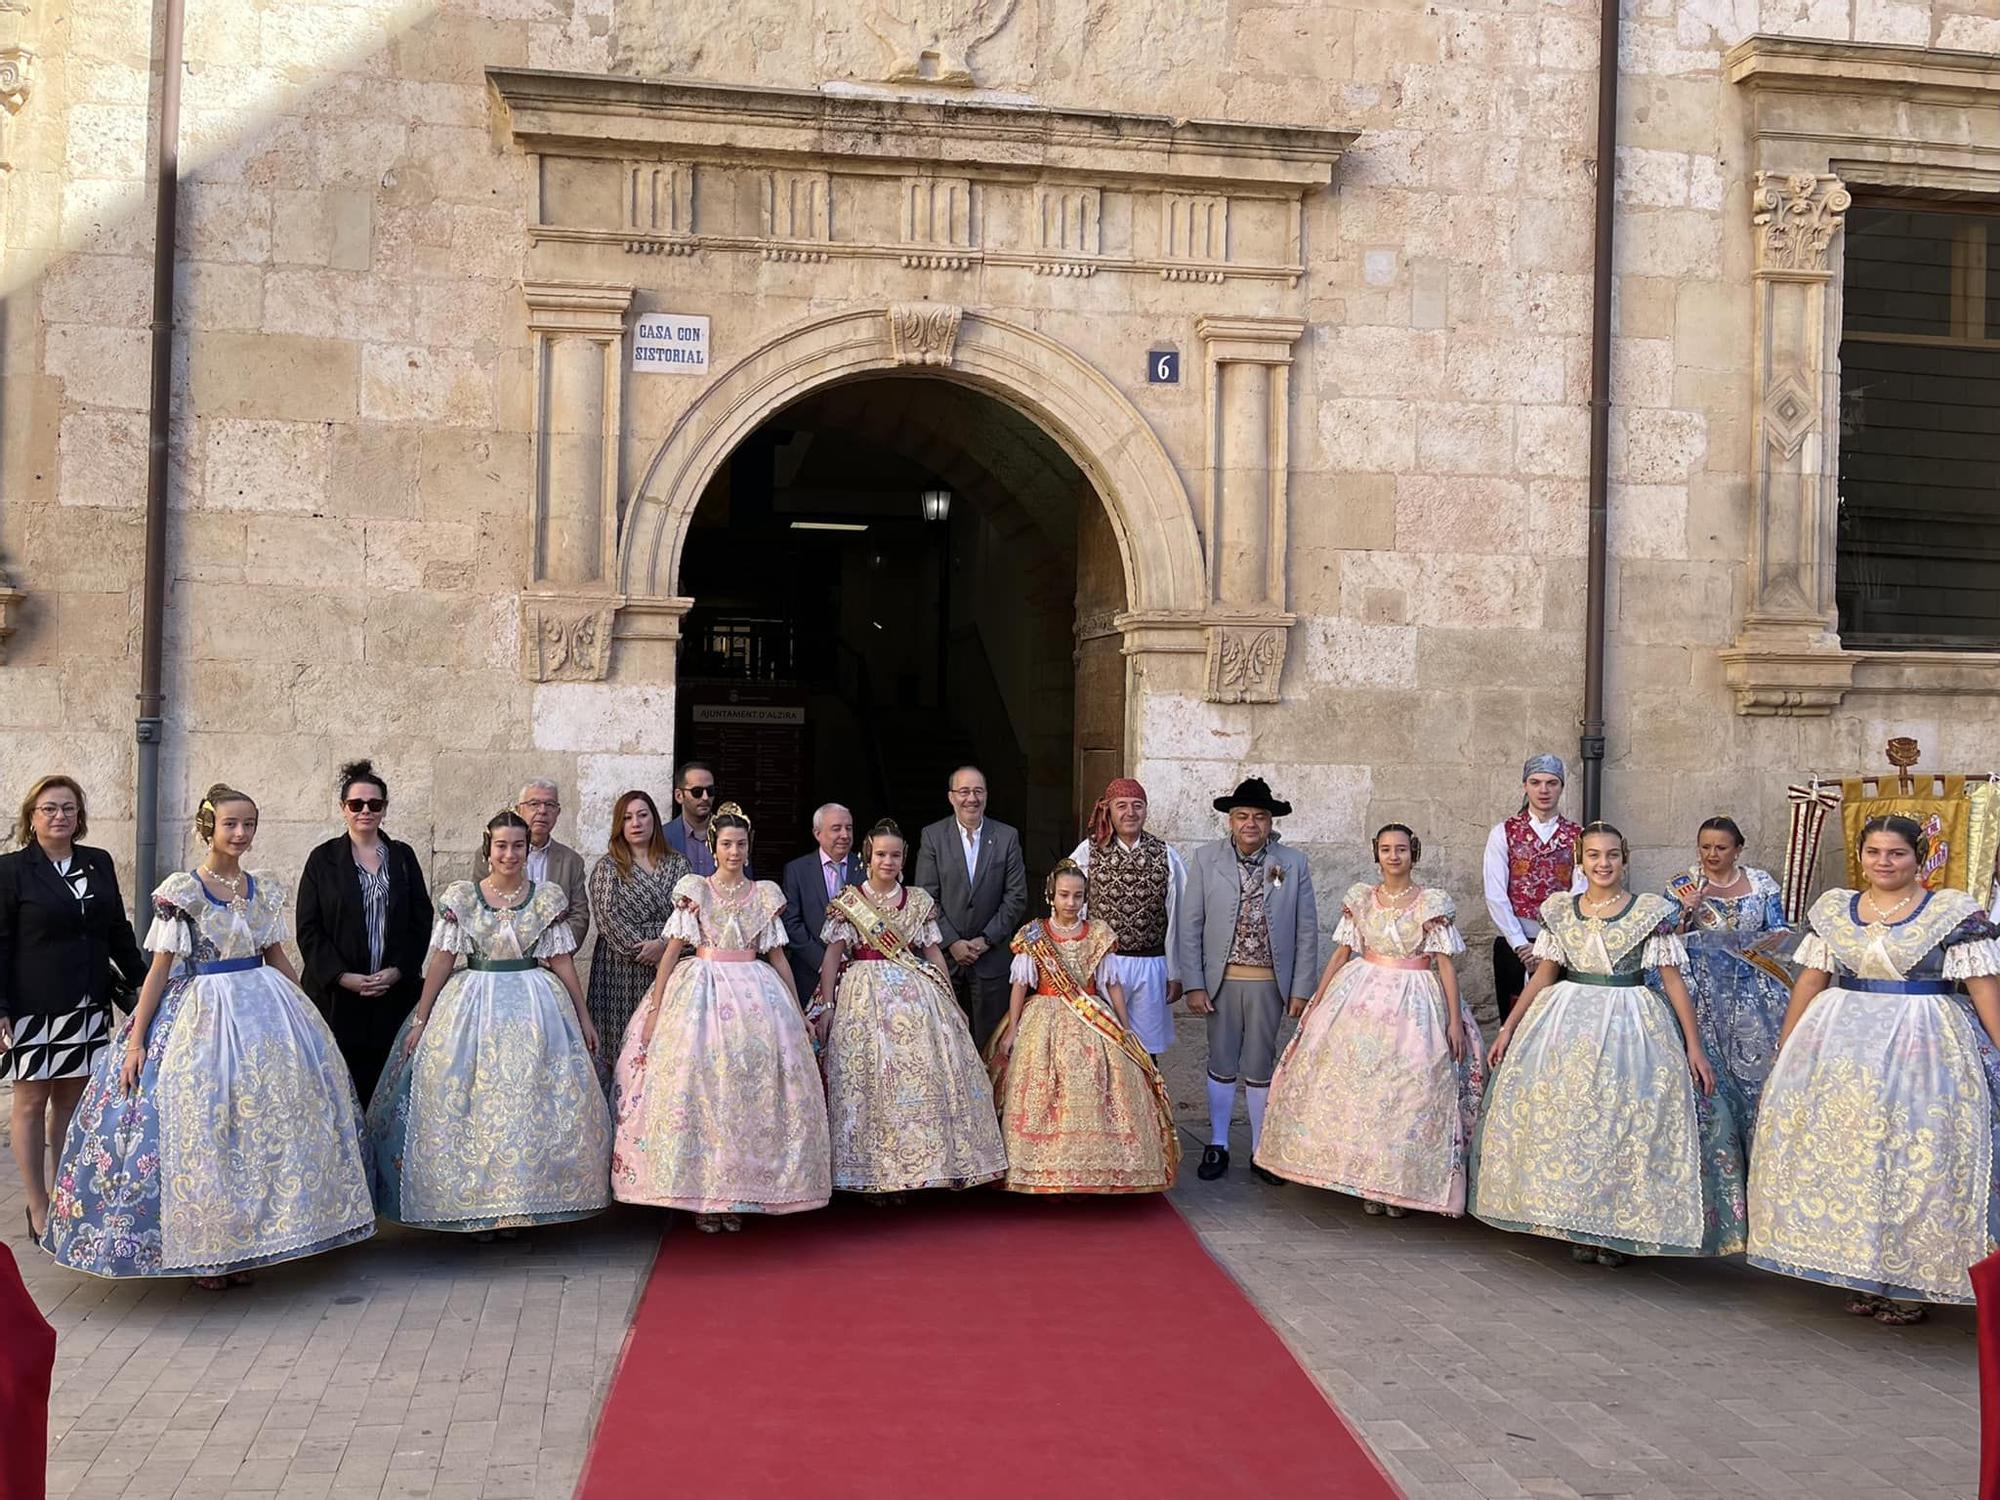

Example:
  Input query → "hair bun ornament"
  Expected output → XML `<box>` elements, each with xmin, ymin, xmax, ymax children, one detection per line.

<box><xmin>715</xmin><ymin>801</ymin><xmax>749</xmax><ymax>827</ymax></box>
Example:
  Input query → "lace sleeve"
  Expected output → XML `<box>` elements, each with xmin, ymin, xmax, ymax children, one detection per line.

<box><xmin>753</xmin><ymin>911</ymin><xmax>789</xmax><ymax>954</ymax></box>
<box><xmin>1010</xmin><ymin>952</ymin><xmax>1037</xmax><ymax>986</ymax></box>
<box><xmin>1641</xmin><ymin>932</ymin><xmax>1689</xmax><ymax>970</ymax></box>
<box><xmin>1941</xmin><ymin>913</ymin><xmax>2000</xmax><ymax>981</ymax></box>
<box><xmin>664</xmin><ymin>904</ymin><xmax>702</xmax><ymax>946</ymax></box>
<box><xmin>1792</xmin><ymin>932</ymin><xmax>1838</xmax><ymax>974</ymax></box>
<box><xmin>531</xmin><ymin>919</ymin><xmax>578</xmax><ymax>960</ymax></box>
<box><xmin>1421</xmin><ymin>919</ymin><xmax>1466</xmax><ymax>957</ymax></box>
<box><xmin>820</xmin><ymin>910</ymin><xmax>858</xmax><ymax>947</ymax></box>
<box><xmin>144</xmin><ymin>904</ymin><xmax>192</xmax><ymax>956</ymax></box>
<box><xmin>1331</xmin><ymin>908</ymin><xmax>1360</xmax><ymax>950</ymax></box>
<box><xmin>1530</xmin><ymin>928</ymin><xmax>1564</xmax><ymax>965</ymax></box>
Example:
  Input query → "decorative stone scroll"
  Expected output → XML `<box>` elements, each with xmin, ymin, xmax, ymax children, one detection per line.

<box><xmin>520</xmin><ymin>596</ymin><xmax>618</xmax><ymax>682</ymax></box>
<box><xmin>1204</xmin><ymin>622</ymin><xmax>1285</xmax><ymax>704</ymax></box>
<box><xmin>863</xmin><ymin>0</ymin><xmax>1019</xmax><ymax>86</ymax></box>
<box><xmin>887</xmin><ymin>302</ymin><xmax>962</xmax><ymax>366</ymax></box>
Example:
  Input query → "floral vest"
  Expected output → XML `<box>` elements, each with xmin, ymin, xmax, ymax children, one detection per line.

<box><xmin>1504</xmin><ymin>810</ymin><xmax>1581</xmax><ymax>921</ymax></box>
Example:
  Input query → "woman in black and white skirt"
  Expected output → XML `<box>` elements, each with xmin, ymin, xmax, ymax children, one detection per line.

<box><xmin>0</xmin><ymin>775</ymin><xmax>148</xmax><ymax>1242</ymax></box>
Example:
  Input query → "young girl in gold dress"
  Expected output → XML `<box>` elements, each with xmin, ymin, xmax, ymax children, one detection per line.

<box><xmin>992</xmin><ymin>860</ymin><xmax>1177</xmax><ymax>1194</ymax></box>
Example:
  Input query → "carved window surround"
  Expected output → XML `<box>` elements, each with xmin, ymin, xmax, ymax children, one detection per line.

<box><xmin>1722</xmin><ymin>36</ymin><xmax>2000</xmax><ymax>714</ymax></box>
<box><xmin>490</xmin><ymin>69</ymin><xmax>1351</xmax><ymax>288</ymax></box>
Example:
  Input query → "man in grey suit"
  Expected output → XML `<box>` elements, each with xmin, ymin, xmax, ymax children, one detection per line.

<box><xmin>779</xmin><ymin>803</ymin><xmax>861</xmax><ymax>1002</ymax></box>
<box><xmin>914</xmin><ymin>765</ymin><xmax>1027</xmax><ymax>1049</ymax></box>
<box><xmin>1176</xmin><ymin>777</ymin><xmax>1318</xmax><ymax>1184</ymax></box>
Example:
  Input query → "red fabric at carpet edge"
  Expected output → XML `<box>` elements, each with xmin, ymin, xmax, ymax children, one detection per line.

<box><xmin>578</xmin><ymin>1194</ymin><xmax>1400</xmax><ymax>1500</ymax></box>
<box><xmin>0</xmin><ymin>1243</ymin><xmax>55</xmax><ymax>1500</ymax></box>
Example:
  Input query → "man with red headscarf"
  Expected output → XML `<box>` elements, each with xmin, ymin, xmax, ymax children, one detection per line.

<box><xmin>1067</xmin><ymin>778</ymin><xmax>1187</xmax><ymax>1060</ymax></box>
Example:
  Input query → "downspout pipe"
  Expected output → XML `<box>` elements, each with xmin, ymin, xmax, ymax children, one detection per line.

<box><xmin>135</xmin><ymin>0</ymin><xmax>184</xmax><ymax>911</ymax></box>
<box><xmin>1579</xmin><ymin>0</ymin><xmax>1621</xmax><ymax>822</ymax></box>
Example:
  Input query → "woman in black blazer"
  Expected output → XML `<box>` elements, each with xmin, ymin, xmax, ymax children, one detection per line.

<box><xmin>0</xmin><ymin>775</ymin><xmax>148</xmax><ymax>1241</ymax></box>
<box><xmin>295</xmin><ymin>760</ymin><xmax>434</xmax><ymax>1106</ymax></box>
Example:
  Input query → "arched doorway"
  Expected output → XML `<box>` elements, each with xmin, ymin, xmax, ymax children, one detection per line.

<box><xmin>674</xmin><ymin>374</ymin><xmax>1129</xmax><ymax>875</ymax></box>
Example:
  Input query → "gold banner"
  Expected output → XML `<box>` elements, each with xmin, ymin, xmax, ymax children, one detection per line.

<box><xmin>1840</xmin><ymin>774</ymin><xmax>1971</xmax><ymax>893</ymax></box>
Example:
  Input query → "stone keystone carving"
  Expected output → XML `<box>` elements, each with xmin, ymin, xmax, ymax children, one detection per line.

<box><xmin>887</xmin><ymin>303</ymin><xmax>963</xmax><ymax>366</ymax></box>
<box><xmin>1752</xmin><ymin>172</ymin><xmax>1851</xmax><ymax>274</ymax></box>
<box><xmin>520</xmin><ymin>596</ymin><xmax>618</xmax><ymax>682</ymax></box>
<box><xmin>1204</xmin><ymin>624</ymin><xmax>1286</xmax><ymax>704</ymax></box>
<box><xmin>864</xmin><ymin>0</ymin><xmax>1017</xmax><ymax>86</ymax></box>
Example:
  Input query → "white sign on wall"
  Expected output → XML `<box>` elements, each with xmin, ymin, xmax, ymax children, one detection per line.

<box><xmin>632</xmin><ymin>313</ymin><xmax>710</xmax><ymax>374</ymax></box>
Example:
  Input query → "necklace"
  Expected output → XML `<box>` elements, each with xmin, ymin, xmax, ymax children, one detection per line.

<box><xmin>200</xmin><ymin>864</ymin><xmax>247</xmax><ymax>906</ymax></box>
<box><xmin>1375</xmin><ymin>883</ymin><xmax>1419</xmax><ymax>907</ymax></box>
<box><xmin>1049</xmin><ymin>916</ymin><xmax>1084</xmax><ymax>936</ymax></box>
<box><xmin>1579</xmin><ymin>889</ymin><xmax>1626</xmax><ymax>919</ymax></box>
<box><xmin>1861</xmin><ymin>885</ymin><xmax>1920</xmax><ymax>926</ymax></box>
<box><xmin>485</xmin><ymin>877</ymin><xmax>528</xmax><ymax>908</ymax></box>
<box><xmin>712</xmin><ymin>876</ymin><xmax>751</xmax><ymax>898</ymax></box>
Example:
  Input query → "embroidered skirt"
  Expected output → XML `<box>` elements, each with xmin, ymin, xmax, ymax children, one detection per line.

<box><xmin>998</xmin><ymin>996</ymin><xmax>1169</xmax><ymax>1194</ymax></box>
<box><xmin>825</xmin><ymin>959</ymin><xmax>1006</xmax><ymax>1192</ymax></box>
<box><xmin>1256</xmin><ymin>958</ymin><xmax>1485</xmax><ymax>1214</ymax></box>
<box><xmin>1471</xmin><ymin>979</ymin><xmax>1747</xmax><ymax>1255</ymax></box>
<box><xmin>1749</xmin><ymin>988</ymin><xmax>2000</xmax><ymax>1303</ymax></box>
<box><xmin>611</xmin><ymin>956</ymin><xmax>830</xmax><ymax>1214</ymax></box>
<box><xmin>45</xmin><ymin>967</ymin><xmax>374</xmax><ymax>1277</ymax></box>
<box><xmin>365</xmin><ymin>966</ymin><xmax>611</xmax><ymax>1232</ymax></box>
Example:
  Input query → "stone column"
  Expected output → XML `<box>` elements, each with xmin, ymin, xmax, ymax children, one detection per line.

<box><xmin>1196</xmin><ymin>315</ymin><xmax>1302</xmax><ymax>703</ymax></box>
<box><xmin>1720</xmin><ymin>172</ymin><xmax>1857</xmax><ymax>715</ymax></box>
<box><xmin>520</xmin><ymin>280</ymin><xmax>632</xmax><ymax>682</ymax></box>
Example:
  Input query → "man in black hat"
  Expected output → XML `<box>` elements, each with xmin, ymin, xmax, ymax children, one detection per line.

<box><xmin>1175</xmin><ymin>777</ymin><xmax>1319</xmax><ymax>1182</ymax></box>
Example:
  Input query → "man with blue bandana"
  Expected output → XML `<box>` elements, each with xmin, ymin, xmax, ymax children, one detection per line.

<box><xmin>1481</xmin><ymin>754</ymin><xmax>1582</xmax><ymax>1021</ymax></box>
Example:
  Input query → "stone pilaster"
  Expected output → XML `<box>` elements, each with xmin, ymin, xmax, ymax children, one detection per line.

<box><xmin>520</xmin><ymin>281</ymin><xmax>632</xmax><ymax>681</ymax></box>
<box><xmin>1720</xmin><ymin>172</ymin><xmax>1856</xmax><ymax>716</ymax></box>
<box><xmin>1197</xmin><ymin>315</ymin><xmax>1302</xmax><ymax>704</ymax></box>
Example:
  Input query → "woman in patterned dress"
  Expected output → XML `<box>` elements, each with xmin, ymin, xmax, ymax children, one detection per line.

<box><xmin>814</xmin><ymin>819</ymin><xmax>1006</xmax><ymax>1198</ymax></box>
<box><xmin>1473</xmin><ymin>822</ymin><xmax>1746</xmax><ymax>1267</ymax></box>
<box><xmin>1661</xmin><ymin>816</ymin><xmax>1792</xmax><ymax>1127</ymax></box>
<box><xmin>45</xmin><ymin>784</ymin><xmax>374</xmax><ymax>1286</ymax></box>
<box><xmin>1256</xmin><ymin>824</ymin><xmax>1484</xmax><ymax>1217</ymax></box>
<box><xmin>0</xmin><ymin>775</ymin><xmax>148</xmax><ymax>1245</ymax></box>
<box><xmin>990</xmin><ymin>860</ymin><xmax>1176</xmax><ymax>1194</ymax></box>
<box><xmin>611</xmin><ymin>803</ymin><xmax>828</xmax><ymax>1232</ymax></box>
<box><xmin>584</xmin><ymin>789</ymin><xmax>690</xmax><ymax>1097</ymax></box>
<box><xmin>365</xmin><ymin>810</ymin><xmax>610</xmax><ymax>1238</ymax></box>
<box><xmin>1749</xmin><ymin>814</ymin><xmax>2000</xmax><ymax>1324</ymax></box>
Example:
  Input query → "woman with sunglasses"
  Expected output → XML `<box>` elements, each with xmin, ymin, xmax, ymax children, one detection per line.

<box><xmin>296</xmin><ymin>760</ymin><xmax>435</xmax><ymax>1105</ymax></box>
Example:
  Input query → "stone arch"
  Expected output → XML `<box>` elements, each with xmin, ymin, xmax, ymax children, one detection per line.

<box><xmin>615</xmin><ymin>306</ymin><xmax>1205</xmax><ymax>619</ymax></box>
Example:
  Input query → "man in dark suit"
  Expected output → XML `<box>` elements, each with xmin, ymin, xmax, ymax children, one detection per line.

<box><xmin>779</xmin><ymin>802</ymin><xmax>860</xmax><ymax>1002</ymax></box>
<box><xmin>913</xmin><ymin>765</ymin><xmax>1027</xmax><ymax>1049</ymax></box>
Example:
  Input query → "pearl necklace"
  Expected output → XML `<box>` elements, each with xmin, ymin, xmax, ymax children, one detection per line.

<box><xmin>1579</xmin><ymin>889</ymin><xmax>1627</xmax><ymax>920</ymax></box>
<box><xmin>1861</xmin><ymin>885</ymin><xmax>1920</xmax><ymax>927</ymax></box>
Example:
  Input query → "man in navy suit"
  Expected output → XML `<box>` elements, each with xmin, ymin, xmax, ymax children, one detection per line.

<box><xmin>779</xmin><ymin>803</ymin><xmax>860</xmax><ymax>1002</ymax></box>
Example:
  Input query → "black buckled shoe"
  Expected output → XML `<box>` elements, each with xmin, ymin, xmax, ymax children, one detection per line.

<box><xmin>1251</xmin><ymin>1164</ymin><xmax>1287</xmax><ymax>1186</ymax></box>
<box><xmin>1196</xmin><ymin>1146</ymin><xmax>1230</xmax><ymax>1180</ymax></box>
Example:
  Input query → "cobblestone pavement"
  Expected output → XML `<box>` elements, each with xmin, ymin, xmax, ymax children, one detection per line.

<box><xmin>7</xmin><ymin>1075</ymin><xmax>1980</xmax><ymax>1500</ymax></box>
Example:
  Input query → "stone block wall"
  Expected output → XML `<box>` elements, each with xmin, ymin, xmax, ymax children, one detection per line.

<box><xmin>0</xmin><ymin>0</ymin><xmax>1988</xmax><ymax>1007</ymax></box>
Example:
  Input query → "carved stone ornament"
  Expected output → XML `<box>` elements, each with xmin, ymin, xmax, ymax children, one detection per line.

<box><xmin>520</xmin><ymin>596</ymin><xmax>618</xmax><ymax>682</ymax></box>
<box><xmin>0</xmin><ymin>568</ymin><xmax>22</xmax><ymax>664</ymax></box>
<box><xmin>1752</xmin><ymin>172</ymin><xmax>1851</xmax><ymax>274</ymax></box>
<box><xmin>1204</xmin><ymin>623</ymin><xmax>1287</xmax><ymax>705</ymax></box>
<box><xmin>864</xmin><ymin>0</ymin><xmax>1017</xmax><ymax>86</ymax></box>
<box><xmin>887</xmin><ymin>302</ymin><xmax>963</xmax><ymax>366</ymax></box>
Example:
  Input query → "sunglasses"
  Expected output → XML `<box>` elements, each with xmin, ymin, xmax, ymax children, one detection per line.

<box><xmin>682</xmin><ymin>787</ymin><xmax>715</xmax><ymax>799</ymax></box>
<box><xmin>344</xmin><ymin>798</ymin><xmax>387</xmax><ymax>813</ymax></box>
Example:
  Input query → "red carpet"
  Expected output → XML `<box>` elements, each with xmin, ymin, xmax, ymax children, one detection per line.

<box><xmin>0</xmin><ymin>1244</ymin><xmax>54</xmax><ymax>1500</ymax></box>
<box><xmin>577</xmin><ymin>1194</ymin><xmax>1398</xmax><ymax>1499</ymax></box>
<box><xmin>1975</xmin><ymin>1253</ymin><xmax>2000</xmax><ymax>1500</ymax></box>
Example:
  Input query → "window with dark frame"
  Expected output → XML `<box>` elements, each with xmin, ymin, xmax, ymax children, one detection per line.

<box><xmin>1837</xmin><ymin>198</ymin><xmax>2000</xmax><ymax>651</ymax></box>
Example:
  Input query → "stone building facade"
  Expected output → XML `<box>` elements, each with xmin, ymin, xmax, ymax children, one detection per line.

<box><xmin>1</xmin><ymin>0</ymin><xmax>1996</xmax><ymax>1002</ymax></box>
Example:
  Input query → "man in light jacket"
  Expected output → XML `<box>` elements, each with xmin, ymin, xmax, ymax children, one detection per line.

<box><xmin>1175</xmin><ymin>777</ymin><xmax>1318</xmax><ymax>1183</ymax></box>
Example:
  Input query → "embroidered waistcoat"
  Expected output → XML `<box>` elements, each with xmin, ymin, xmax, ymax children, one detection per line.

<box><xmin>1504</xmin><ymin>811</ymin><xmax>1581</xmax><ymax>920</ymax></box>
<box><xmin>1086</xmin><ymin>834</ymin><xmax>1171</xmax><ymax>957</ymax></box>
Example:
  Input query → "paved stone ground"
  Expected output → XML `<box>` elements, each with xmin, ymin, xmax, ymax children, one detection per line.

<box><xmin>6</xmin><ymin>1065</ymin><xmax>1981</xmax><ymax>1500</ymax></box>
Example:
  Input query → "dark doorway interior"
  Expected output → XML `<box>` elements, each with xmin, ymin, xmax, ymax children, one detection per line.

<box><xmin>676</xmin><ymin>375</ymin><xmax>1128</xmax><ymax>880</ymax></box>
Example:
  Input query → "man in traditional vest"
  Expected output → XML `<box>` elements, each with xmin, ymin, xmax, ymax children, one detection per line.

<box><xmin>1177</xmin><ymin>777</ymin><xmax>1318</xmax><ymax>1183</ymax></box>
<box><xmin>1068</xmin><ymin>777</ymin><xmax>1187</xmax><ymax>1061</ymax></box>
<box><xmin>1481</xmin><ymin>753</ymin><xmax>1583</xmax><ymax>1021</ymax></box>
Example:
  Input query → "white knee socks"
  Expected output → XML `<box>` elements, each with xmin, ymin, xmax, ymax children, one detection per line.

<box><xmin>1206</xmin><ymin>1077</ymin><xmax>1235</xmax><ymax>1148</ymax></box>
<box><xmin>1245</xmin><ymin>1085</ymin><xmax>1269</xmax><ymax>1151</ymax></box>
